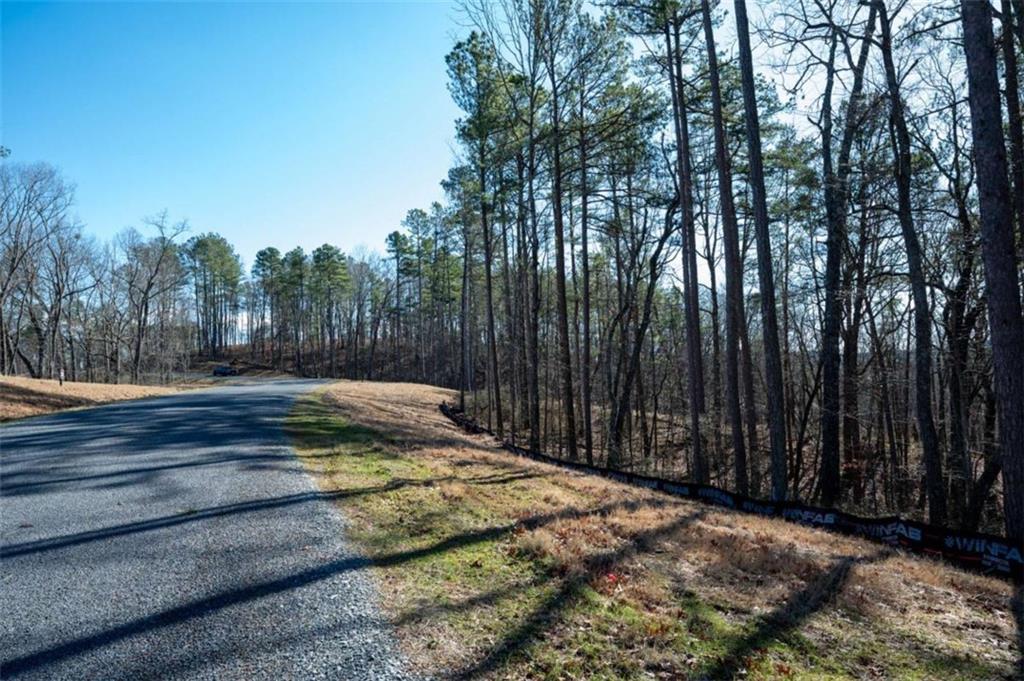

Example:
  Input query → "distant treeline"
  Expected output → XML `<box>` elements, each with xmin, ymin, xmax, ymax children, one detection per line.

<box><xmin>0</xmin><ymin>165</ymin><xmax>449</xmax><ymax>385</ymax></box>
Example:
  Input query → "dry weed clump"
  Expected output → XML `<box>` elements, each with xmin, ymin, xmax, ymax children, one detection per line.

<box><xmin>438</xmin><ymin>480</ymin><xmax>472</xmax><ymax>502</ymax></box>
<box><xmin>513</xmin><ymin>528</ymin><xmax>563</xmax><ymax>566</ymax></box>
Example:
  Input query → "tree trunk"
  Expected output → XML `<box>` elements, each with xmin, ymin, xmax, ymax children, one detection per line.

<box><xmin>1000</xmin><ymin>0</ymin><xmax>1024</xmax><ymax>252</ymax></box>
<box><xmin>818</xmin><ymin>6</ymin><xmax>877</xmax><ymax>507</ymax></box>
<box><xmin>735</xmin><ymin>0</ymin><xmax>787</xmax><ymax>500</ymax></box>
<box><xmin>460</xmin><ymin>227</ymin><xmax>471</xmax><ymax>411</ymax></box>
<box><xmin>527</xmin><ymin>111</ymin><xmax>543</xmax><ymax>452</ymax></box>
<box><xmin>701</xmin><ymin>0</ymin><xmax>747</xmax><ymax>494</ymax></box>
<box><xmin>878</xmin><ymin>0</ymin><xmax>946</xmax><ymax>526</ymax></box>
<box><xmin>961</xmin><ymin>0</ymin><xmax>1024</xmax><ymax>542</ymax></box>
<box><xmin>547</xmin><ymin>59</ymin><xmax>579</xmax><ymax>462</ymax></box>
<box><xmin>480</xmin><ymin>153</ymin><xmax>504</xmax><ymax>436</ymax></box>
<box><xmin>668</xmin><ymin>17</ymin><xmax>707</xmax><ymax>484</ymax></box>
<box><xmin>579</xmin><ymin>79</ymin><xmax>594</xmax><ymax>465</ymax></box>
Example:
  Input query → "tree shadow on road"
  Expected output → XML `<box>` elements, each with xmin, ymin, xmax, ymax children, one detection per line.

<box><xmin>1</xmin><ymin>389</ymin><xmax>306</xmax><ymax>497</ymax></box>
<box><xmin>2</xmin><ymin>469</ymin><xmax>544</xmax><ymax>559</ymax></box>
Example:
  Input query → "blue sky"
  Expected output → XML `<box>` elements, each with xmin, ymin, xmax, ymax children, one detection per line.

<box><xmin>2</xmin><ymin>0</ymin><xmax>462</xmax><ymax>268</ymax></box>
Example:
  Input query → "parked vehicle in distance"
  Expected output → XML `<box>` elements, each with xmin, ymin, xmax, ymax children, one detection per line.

<box><xmin>212</xmin><ymin>365</ymin><xmax>239</xmax><ymax>377</ymax></box>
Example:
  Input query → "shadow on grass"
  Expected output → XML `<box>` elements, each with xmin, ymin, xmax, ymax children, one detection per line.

<box><xmin>392</xmin><ymin>573</ymin><xmax>549</xmax><ymax>627</ymax></box>
<box><xmin>696</xmin><ymin>551</ymin><xmax>888</xmax><ymax>680</ymax></box>
<box><xmin>300</xmin><ymin>391</ymin><xmax>519</xmax><ymax>461</ymax></box>
<box><xmin>0</xmin><ymin>381</ymin><xmax>98</xmax><ymax>413</ymax></box>
<box><xmin>287</xmin><ymin>404</ymin><xmax>383</xmax><ymax>450</ymax></box>
<box><xmin>449</xmin><ymin>510</ymin><xmax>706</xmax><ymax>680</ymax></box>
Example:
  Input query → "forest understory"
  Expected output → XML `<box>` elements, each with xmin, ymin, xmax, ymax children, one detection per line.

<box><xmin>457</xmin><ymin>385</ymin><xmax>1012</xmax><ymax>538</ymax></box>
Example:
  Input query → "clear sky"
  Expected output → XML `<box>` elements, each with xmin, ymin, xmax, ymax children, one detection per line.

<box><xmin>2</xmin><ymin>0</ymin><xmax>462</xmax><ymax>268</ymax></box>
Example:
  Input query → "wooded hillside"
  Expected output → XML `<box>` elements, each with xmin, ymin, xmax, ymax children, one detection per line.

<box><xmin>3</xmin><ymin>0</ymin><xmax>1022</xmax><ymax>542</ymax></box>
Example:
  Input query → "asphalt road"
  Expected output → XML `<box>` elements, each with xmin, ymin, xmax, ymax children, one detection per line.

<box><xmin>0</xmin><ymin>379</ymin><xmax>413</xmax><ymax>680</ymax></box>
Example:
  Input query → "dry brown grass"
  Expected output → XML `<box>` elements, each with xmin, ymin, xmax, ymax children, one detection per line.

<box><xmin>0</xmin><ymin>376</ymin><xmax>182</xmax><ymax>421</ymax></box>
<box><xmin>295</xmin><ymin>380</ymin><xmax>1022</xmax><ymax>679</ymax></box>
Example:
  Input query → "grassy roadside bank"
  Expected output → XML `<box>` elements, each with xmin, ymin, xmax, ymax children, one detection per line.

<box><xmin>0</xmin><ymin>361</ymin><xmax>294</xmax><ymax>422</ymax></box>
<box><xmin>288</xmin><ymin>381</ymin><xmax>1020</xmax><ymax>680</ymax></box>
<box><xmin>0</xmin><ymin>376</ymin><xmax>184</xmax><ymax>422</ymax></box>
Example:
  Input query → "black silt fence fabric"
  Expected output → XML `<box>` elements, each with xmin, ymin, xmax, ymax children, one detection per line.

<box><xmin>440</xmin><ymin>403</ymin><xmax>1023</xmax><ymax>582</ymax></box>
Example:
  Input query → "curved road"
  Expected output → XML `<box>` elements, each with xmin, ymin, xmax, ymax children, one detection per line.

<box><xmin>0</xmin><ymin>379</ymin><xmax>411</xmax><ymax>680</ymax></box>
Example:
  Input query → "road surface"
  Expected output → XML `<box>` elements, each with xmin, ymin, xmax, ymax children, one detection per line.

<box><xmin>0</xmin><ymin>379</ymin><xmax>412</xmax><ymax>680</ymax></box>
